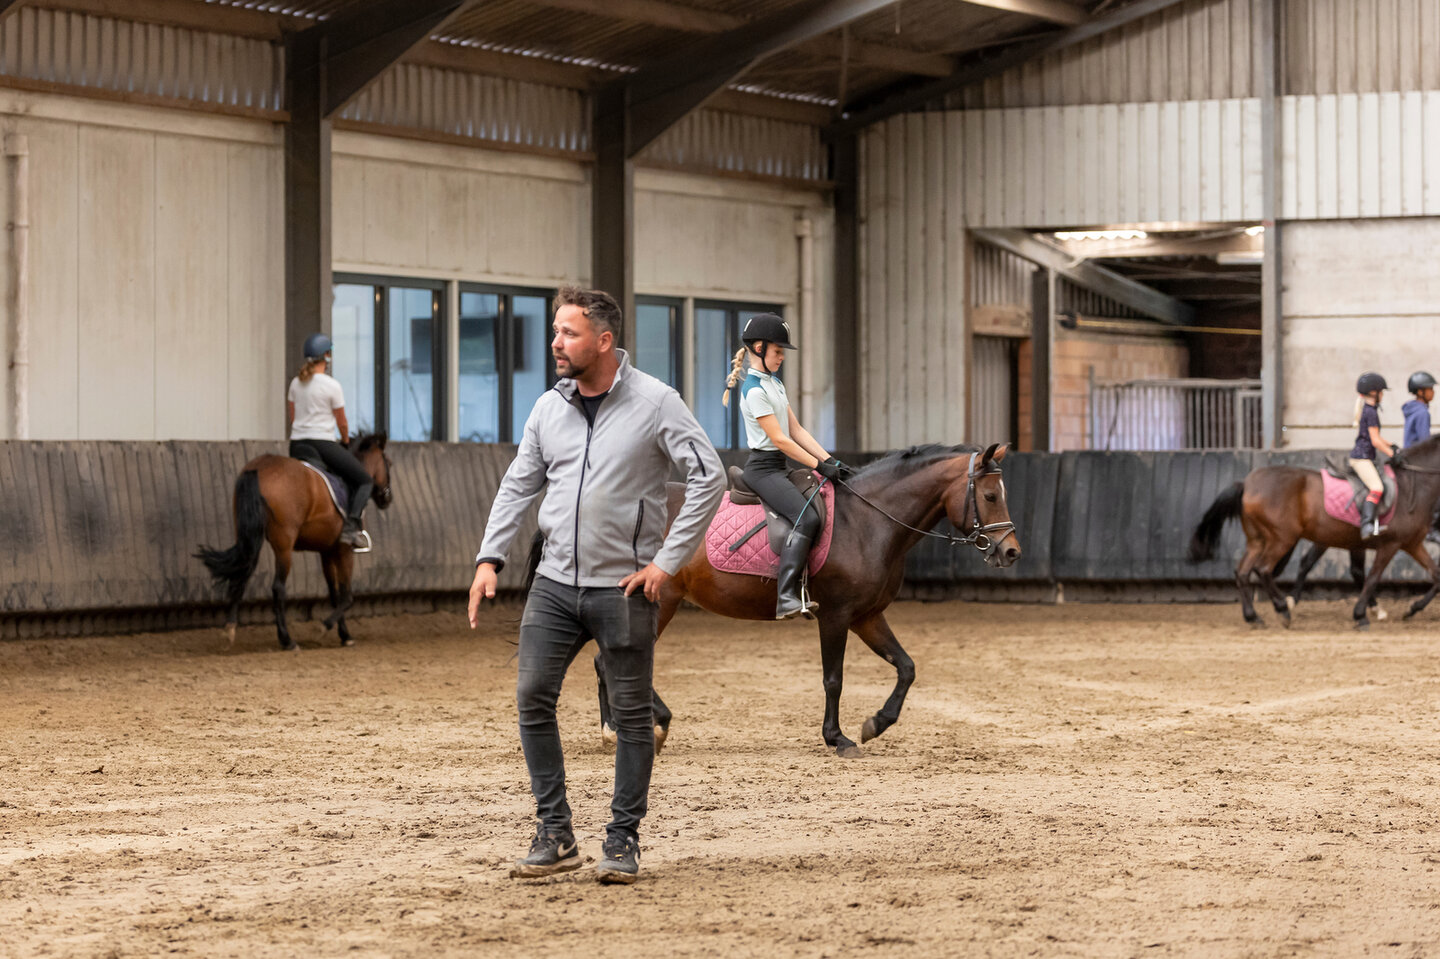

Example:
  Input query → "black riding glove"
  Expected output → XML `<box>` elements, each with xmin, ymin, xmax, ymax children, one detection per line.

<box><xmin>815</xmin><ymin>457</ymin><xmax>851</xmax><ymax>481</ymax></box>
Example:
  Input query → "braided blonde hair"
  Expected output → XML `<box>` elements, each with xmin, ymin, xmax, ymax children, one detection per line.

<box><xmin>721</xmin><ymin>348</ymin><xmax>748</xmax><ymax>408</ymax></box>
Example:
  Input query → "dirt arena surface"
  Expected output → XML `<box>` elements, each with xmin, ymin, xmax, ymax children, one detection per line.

<box><xmin>4</xmin><ymin>598</ymin><xmax>1440</xmax><ymax>958</ymax></box>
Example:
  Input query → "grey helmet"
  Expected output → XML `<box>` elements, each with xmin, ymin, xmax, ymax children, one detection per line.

<box><xmin>740</xmin><ymin>312</ymin><xmax>796</xmax><ymax>351</ymax></box>
<box><xmin>1356</xmin><ymin>372</ymin><xmax>1388</xmax><ymax>395</ymax></box>
<box><xmin>1408</xmin><ymin>371</ymin><xmax>1436</xmax><ymax>394</ymax></box>
<box><xmin>303</xmin><ymin>332</ymin><xmax>333</xmax><ymax>360</ymax></box>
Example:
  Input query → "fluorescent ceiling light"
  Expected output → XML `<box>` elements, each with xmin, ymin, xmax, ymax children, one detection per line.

<box><xmin>1054</xmin><ymin>229</ymin><xmax>1148</xmax><ymax>241</ymax></box>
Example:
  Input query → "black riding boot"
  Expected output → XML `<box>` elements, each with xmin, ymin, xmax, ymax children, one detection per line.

<box><xmin>1360</xmin><ymin>497</ymin><xmax>1385</xmax><ymax>542</ymax></box>
<box><xmin>341</xmin><ymin>480</ymin><xmax>374</xmax><ymax>548</ymax></box>
<box><xmin>775</xmin><ymin>529</ymin><xmax>818</xmax><ymax>621</ymax></box>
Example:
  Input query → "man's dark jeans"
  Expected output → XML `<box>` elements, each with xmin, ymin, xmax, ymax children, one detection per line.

<box><xmin>517</xmin><ymin>575</ymin><xmax>657</xmax><ymax>840</ymax></box>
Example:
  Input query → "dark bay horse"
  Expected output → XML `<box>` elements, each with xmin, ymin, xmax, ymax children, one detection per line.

<box><xmin>1188</xmin><ymin>436</ymin><xmax>1440</xmax><ymax>629</ymax></box>
<box><xmin>593</xmin><ymin>443</ymin><xmax>1021</xmax><ymax>758</ymax></box>
<box><xmin>196</xmin><ymin>435</ymin><xmax>393</xmax><ymax>650</ymax></box>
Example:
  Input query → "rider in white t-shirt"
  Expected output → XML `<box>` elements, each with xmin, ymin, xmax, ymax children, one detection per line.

<box><xmin>287</xmin><ymin>333</ymin><xmax>372</xmax><ymax>548</ymax></box>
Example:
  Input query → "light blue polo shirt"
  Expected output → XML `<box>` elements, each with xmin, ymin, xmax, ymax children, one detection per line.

<box><xmin>739</xmin><ymin>367</ymin><xmax>790</xmax><ymax>451</ymax></box>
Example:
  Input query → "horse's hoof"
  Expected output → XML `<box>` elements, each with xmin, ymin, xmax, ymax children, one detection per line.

<box><xmin>224</xmin><ymin>623</ymin><xmax>237</xmax><ymax>646</ymax></box>
<box><xmin>1354</xmin><ymin>620</ymin><xmax>1370</xmax><ymax>632</ymax></box>
<box><xmin>340</xmin><ymin>637</ymin><xmax>356</xmax><ymax>647</ymax></box>
<box><xmin>601</xmin><ymin>724</ymin><xmax>617</xmax><ymax>749</ymax></box>
<box><xmin>1375</xmin><ymin>607</ymin><xmax>1389</xmax><ymax>622</ymax></box>
<box><xmin>1280</xmin><ymin>614</ymin><xmax>1292</xmax><ymax>630</ymax></box>
<box><xmin>835</xmin><ymin>744</ymin><xmax>864</xmax><ymax>759</ymax></box>
<box><xmin>860</xmin><ymin>717</ymin><xmax>880</xmax><ymax>743</ymax></box>
<box><xmin>653</xmin><ymin>724</ymin><xmax>668</xmax><ymax>755</ymax></box>
<box><xmin>1403</xmin><ymin>608</ymin><xmax>1417</xmax><ymax>621</ymax></box>
<box><xmin>1285</xmin><ymin>595</ymin><xmax>1296</xmax><ymax>613</ymax></box>
<box><xmin>280</xmin><ymin>641</ymin><xmax>299</xmax><ymax>652</ymax></box>
<box><xmin>1248</xmin><ymin>619</ymin><xmax>1266</xmax><ymax>630</ymax></box>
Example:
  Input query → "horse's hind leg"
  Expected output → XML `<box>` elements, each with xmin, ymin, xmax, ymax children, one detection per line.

<box><xmin>1350</xmin><ymin>549</ymin><xmax>1384</xmax><ymax>618</ymax></box>
<box><xmin>593</xmin><ymin>647</ymin><xmax>616</xmax><ymax>747</ymax></box>
<box><xmin>1287</xmin><ymin>541</ymin><xmax>1328</xmax><ymax>609</ymax></box>
<box><xmin>1256</xmin><ymin>539</ymin><xmax>1298</xmax><ymax>628</ymax></box>
<box><xmin>1234</xmin><ymin>538</ymin><xmax>1266</xmax><ymax>626</ymax></box>
<box><xmin>271</xmin><ymin>546</ymin><xmax>295</xmax><ymax>651</ymax></box>
<box><xmin>852</xmin><ymin>611</ymin><xmax>914</xmax><ymax>745</ymax></box>
<box><xmin>817</xmin><ymin>616</ymin><xmax>861</xmax><ymax>758</ymax></box>
<box><xmin>1353</xmin><ymin>542</ymin><xmax>1400</xmax><ymax>629</ymax></box>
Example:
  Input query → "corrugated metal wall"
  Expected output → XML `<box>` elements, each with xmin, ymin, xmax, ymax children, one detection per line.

<box><xmin>970</xmin><ymin>336</ymin><xmax>1016</xmax><ymax>448</ymax></box>
<box><xmin>1284</xmin><ymin>0</ymin><xmax>1440</xmax><ymax>95</ymax></box>
<box><xmin>338</xmin><ymin>62</ymin><xmax>590</xmax><ymax>154</ymax></box>
<box><xmin>858</xmin><ymin>112</ymin><xmax>967</xmax><ymax>451</ymax></box>
<box><xmin>637</xmin><ymin>108</ymin><xmax>829</xmax><ymax>183</ymax></box>
<box><xmin>1056</xmin><ymin>279</ymin><xmax>1148</xmax><ymax>320</ymax></box>
<box><xmin>0</xmin><ymin>5</ymin><xmax>282</xmax><ymax>112</ymax></box>
<box><xmin>970</xmin><ymin>241</ymin><xmax>1031</xmax><ymax>311</ymax></box>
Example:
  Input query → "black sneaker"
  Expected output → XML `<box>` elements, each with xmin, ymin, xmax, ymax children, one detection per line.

<box><xmin>509</xmin><ymin>824</ymin><xmax>581</xmax><ymax>879</ymax></box>
<box><xmin>596</xmin><ymin>834</ymin><xmax>640</xmax><ymax>884</ymax></box>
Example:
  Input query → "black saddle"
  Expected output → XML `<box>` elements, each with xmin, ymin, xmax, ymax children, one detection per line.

<box><xmin>1323</xmin><ymin>455</ymin><xmax>1397</xmax><ymax>515</ymax></box>
<box><xmin>726</xmin><ymin>466</ymin><xmax>828</xmax><ymax>556</ymax></box>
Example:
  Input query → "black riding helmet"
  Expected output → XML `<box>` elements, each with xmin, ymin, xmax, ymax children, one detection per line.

<box><xmin>1356</xmin><ymin>371</ymin><xmax>1388</xmax><ymax>395</ymax></box>
<box><xmin>740</xmin><ymin>313</ymin><xmax>796</xmax><ymax>362</ymax></box>
<box><xmin>1408</xmin><ymin>371</ymin><xmax>1436</xmax><ymax>394</ymax></box>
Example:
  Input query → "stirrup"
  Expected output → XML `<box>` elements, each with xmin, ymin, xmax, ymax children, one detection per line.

<box><xmin>344</xmin><ymin>529</ymin><xmax>373</xmax><ymax>553</ymax></box>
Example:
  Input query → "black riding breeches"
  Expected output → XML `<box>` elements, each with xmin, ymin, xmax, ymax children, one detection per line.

<box><xmin>289</xmin><ymin>439</ymin><xmax>373</xmax><ymax>518</ymax></box>
<box><xmin>742</xmin><ymin>450</ymin><xmax>822</xmax><ymax>541</ymax></box>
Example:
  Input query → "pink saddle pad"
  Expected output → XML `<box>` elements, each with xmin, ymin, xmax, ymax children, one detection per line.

<box><xmin>705</xmin><ymin>480</ymin><xmax>835</xmax><ymax>579</ymax></box>
<box><xmin>1321</xmin><ymin>465</ymin><xmax>1396</xmax><ymax>527</ymax></box>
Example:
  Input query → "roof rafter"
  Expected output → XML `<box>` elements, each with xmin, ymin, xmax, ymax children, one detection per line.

<box><xmin>958</xmin><ymin>0</ymin><xmax>1087</xmax><ymax>27</ymax></box>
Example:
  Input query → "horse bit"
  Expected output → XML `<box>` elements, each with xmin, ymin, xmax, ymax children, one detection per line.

<box><xmin>834</xmin><ymin>452</ymin><xmax>1017</xmax><ymax>555</ymax></box>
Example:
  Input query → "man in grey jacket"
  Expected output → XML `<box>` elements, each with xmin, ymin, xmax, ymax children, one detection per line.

<box><xmin>468</xmin><ymin>285</ymin><xmax>724</xmax><ymax>885</ymax></box>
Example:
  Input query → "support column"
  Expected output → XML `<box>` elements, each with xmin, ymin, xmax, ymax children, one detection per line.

<box><xmin>831</xmin><ymin>132</ymin><xmax>860</xmax><ymax>452</ymax></box>
<box><xmin>1030</xmin><ymin>267</ymin><xmax>1052</xmax><ymax>452</ymax></box>
<box><xmin>1258</xmin><ymin>0</ymin><xmax>1284</xmax><ymax>448</ymax></box>
<box><xmin>592</xmin><ymin>85</ymin><xmax>634</xmax><ymax>345</ymax></box>
<box><xmin>284</xmin><ymin>30</ymin><xmax>332</xmax><ymax>402</ymax></box>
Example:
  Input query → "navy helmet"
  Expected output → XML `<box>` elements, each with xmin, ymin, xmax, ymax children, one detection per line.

<box><xmin>303</xmin><ymin>332</ymin><xmax>333</xmax><ymax>360</ymax></box>
<box><xmin>1356</xmin><ymin>372</ymin><xmax>1388</xmax><ymax>395</ymax></box>
<box><xmin>1408</xmin><ymin>371</ymin><xmax>1436</xmax><ymax>394</ymax></box>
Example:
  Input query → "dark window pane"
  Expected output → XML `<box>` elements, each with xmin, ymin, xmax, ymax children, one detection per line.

<box><xmin>459</xmin><ymin>291</ymin><xmax>501</xmax><ymax>443</ymax></box>
<box><xmin>331</xmin><ymin>283</ymin><xmax>377</xmax><ymax>435</ymax></box>
<box><xmin>634</xmin><ymin>303</ymin><xmax>676</xmax><ymax>386</ymax></box>
<box><xmin>388</xmin><ymin>287</ymin><xmax>436</xmax><ymax>441</ymax></box>
<box><xmin>511</xmin><ymin>295</ymin><xmax>550</xmax><ymax>440</ymax></box>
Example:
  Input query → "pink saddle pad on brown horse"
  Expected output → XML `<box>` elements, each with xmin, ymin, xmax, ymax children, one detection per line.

<box><xmin>704</xmin><ymin>481</ymin><xmax>836</xmax><ymax>579</ymax></box>
<box><xmin>1322</xmin><ymin>465</ymin><xmax>1396</xmax><ymax>527</ymax></box>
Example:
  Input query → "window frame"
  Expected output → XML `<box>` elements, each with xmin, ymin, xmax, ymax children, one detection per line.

<box><xmin>457</xmin><ymin>282</ymin><xmax>558</xmax><ymax>444</ymax></box>
<box><xmin>633</xmin><ymin>295</ymin><xmax>685</xmax><ymax>395</ymax></box>
<box><xmin>333</xmin><ymin>273</ymin><xmax>447</xmax><ymax>441</ymax></box>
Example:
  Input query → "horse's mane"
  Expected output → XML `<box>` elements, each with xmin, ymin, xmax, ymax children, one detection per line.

<box><xmin>352</xmin><ymin>431</ymin><xmax>388</xmax><ymax>454</ymax></box>
<box><xmin>1392</xmin><ymin>434</ymin><xmax>1440</xmax><ymax>468</ymax></box>
<box><xmin>851</xmin><ymin>443</ymin><xmax>981</xmax><ymax>483</ymax></box>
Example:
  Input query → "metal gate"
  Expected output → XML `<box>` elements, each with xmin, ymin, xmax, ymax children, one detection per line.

<box><xmin>971</xmin><ymin>335</ymin><xmax>1018</xmax><ymax>446</ymax></box>
<box><xmin>1088</xmin><ymin>377</ymin><xmax>1263</xmax><ymax>450</ymax></box>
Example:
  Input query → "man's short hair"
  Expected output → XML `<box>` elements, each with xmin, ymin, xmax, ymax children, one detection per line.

<box><xmin>554</xmin><ymin>285</ymin><xmax>622</xmax><ymax>339</ymax></box>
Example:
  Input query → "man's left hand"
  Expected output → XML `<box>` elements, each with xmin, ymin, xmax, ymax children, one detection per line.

<box><xmin>619</xmin><ymin>563</ymin><xmax>671</xmax><ymax>602</ymax></box>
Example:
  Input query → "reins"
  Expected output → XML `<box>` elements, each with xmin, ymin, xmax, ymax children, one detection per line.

<box><xmin>835</xmin><ymin>452</ymin><xmax>1017</xmax><ymax>553</ymax></box>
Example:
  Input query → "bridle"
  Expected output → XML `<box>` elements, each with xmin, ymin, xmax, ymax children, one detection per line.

<box><xmin>835</xmin><ymin>452</ymin><xmax>1017</xmax><ymax>556</ymax></box>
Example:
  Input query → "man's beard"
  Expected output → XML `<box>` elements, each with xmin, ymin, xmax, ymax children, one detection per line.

<box><xmin>555</xmin><ymin>353</ymin><xmax>587</xmax><ymax>379</ymax></box>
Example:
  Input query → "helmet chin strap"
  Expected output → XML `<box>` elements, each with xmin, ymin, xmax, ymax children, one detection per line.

<box><xmin>751</xmin><ymin>340</ymin><xmax>779</xmax><ymax>374</ymax></box>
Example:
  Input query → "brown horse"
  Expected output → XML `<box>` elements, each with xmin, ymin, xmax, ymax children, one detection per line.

<box><xmin>1188</xmin><ymin>436</ymin><xmax>1440</xmax><ymax>629</ymax></box>
<box><xmin>196</xmin><ymin>435</ymin><xmax>393</xmax><ymax>650</ymax></box>
<box><xmin>589</xmin><ymin>443</ymin><xmax>1020</xmax><ymax>758</ymax></box>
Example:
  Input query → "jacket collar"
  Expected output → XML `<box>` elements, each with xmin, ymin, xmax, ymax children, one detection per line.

<box><xmin>554</xmin><ymin>348</ymin><xmax>631</xmax><ymax>402</ymax></box>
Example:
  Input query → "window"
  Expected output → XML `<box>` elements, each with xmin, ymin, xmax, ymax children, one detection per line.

<box><xmin>633</xmin><ymin>297</ymin><xmax>682</xmax><ymax>391</ymax></box>
<box><xmin>458</xmin><ymin>285</ymin><xmax>556</xmax><ymax>444</ymax></box>
<box><xmin>692</xmin><ymin>301</ymin><xmax>784</xmax><ymax>449</ymax></box>
<box><xmin>332</xmin><ymin>275</ymin><xmax>445</xmax><ymax>441</ymax></box>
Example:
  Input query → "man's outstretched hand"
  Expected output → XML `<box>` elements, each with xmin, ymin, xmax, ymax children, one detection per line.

<box><xmin>619</xmin><ymin>563</ymin><xmax>671</xmax><ymax>602</ymax></box>
<box><xmin>468</xmin><ymin>563</ymin><xmax>499</xmax><ymax>628</ymax></box>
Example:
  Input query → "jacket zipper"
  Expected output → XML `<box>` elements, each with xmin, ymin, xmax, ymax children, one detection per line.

<box><xmin>688</xmin><ymin>440</ymin><xmax>706</xmax><ymax>475</ymax></box>
<box><xmin>631</xmin><ymin>501</ymin><xmax>645</xmax><ymax>570</ymax></box>
<box><xmin>573</xmin><ymin>415</ymin><xmax>593</xmax><ymax>587</ymax></box>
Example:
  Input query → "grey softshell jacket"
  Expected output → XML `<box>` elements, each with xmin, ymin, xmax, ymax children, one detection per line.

<box><xmin>476</xmin><ymin>349</ymin><xmax>726</xmax><ymax>587</ymax></box>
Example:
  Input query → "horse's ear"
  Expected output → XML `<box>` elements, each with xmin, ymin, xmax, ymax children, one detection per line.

<box><xmin>981</xmin><ymin>443</ymin><xmax>1000</xmax><ymax>465</ymax></box>
<box><xmin>991</xmin><ymin>443</ymin><xmax>1008</xmax><ymax>464</ymax></box>
<box><xmin>375</xmin><ymin>432</ymin><xmax>388</xmax><ymax>450</ymax></box>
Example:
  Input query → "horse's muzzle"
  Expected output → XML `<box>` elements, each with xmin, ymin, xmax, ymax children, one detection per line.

<box><xmin>980</xmin><ymin>526</ymin><xmax>1021</xmax><ymax>568</ymax></box>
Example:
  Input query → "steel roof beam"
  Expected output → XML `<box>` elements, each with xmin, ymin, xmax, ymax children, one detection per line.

<box><xmin>975</xmin><ymin>229</ymin><xmax>1197</xmax><ymax>326</ymax></box>
<box><xmin>619</xmin><ymin>0</ymin><xmax>901</xmax><ymax>157</ymax></box>
<box><xmin>958</xmin><ymin>0</ymin><xmax>1087</xmax><ymax>27</ymax></box>
<box><xmin>829</xmin><ymin>0</ymin><xmax>1192</xmax><ymax>135</ymax></box>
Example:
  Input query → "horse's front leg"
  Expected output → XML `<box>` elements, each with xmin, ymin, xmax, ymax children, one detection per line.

<box><xmin>321</xmin><ymin>548</ymin><xmax>357</xmax><ymax>645</ymax></box>
<box><xmin>1353</xmin><ymin>542</ymin><xmax>1400</xmax><ymax>629</ymax></box>
<box><xmin>852</xmin><ymin>611</ymin><xmax>914</xmax><ymax>744</ymax></box>
<box><xmin>271</xmin><ymin>545</ymin><xmax>295</xmax><ymax>651</ymax></box>
<box><xmin>1287</xmin><ymin>541</ymin><xmax>1328</xmax><ymax>609</ymax></box>
<box><xmin>1349</xmin><ymin>549</ymin><xmax>1384</xmax><ymax>617</ymax></box>
<box><xmin>1402</xmin><ymin>540</ymin><xmax>1440</xmax><ymax>620</ymax></box>
<box><xmin>817</xmin><ymin>616</ymin><xmax>860</xmax><ymax>758</ymax></box>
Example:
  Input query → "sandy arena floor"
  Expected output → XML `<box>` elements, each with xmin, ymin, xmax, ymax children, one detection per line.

<box><xmin>3</xmin><ymin>597</ymin><xmax>1440</xmax><ymax>958</ymax></box>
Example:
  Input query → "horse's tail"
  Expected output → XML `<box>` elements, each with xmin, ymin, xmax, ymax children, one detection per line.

<box><xmin>195</xmin><ymin>470</ymin><xmax>268</xmax><ymax>608</ymax></box>
<box><xmin>1188</xmin><ymin>481</ymin><xmax>1245</xmax><ymax>562</ymax></box>
<box><xmin>521</xmin><ymin>530</ymin><xmax>544</xmax><ymax>594</ymax></box>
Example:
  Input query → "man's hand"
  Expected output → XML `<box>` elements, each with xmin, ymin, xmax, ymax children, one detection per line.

<box><xmin>468</xmin><ymin>563</ymin><xmax>499</xmax><ymax>628</ymax></box>
<box><xmin>619</xmin><ymin>563</ymin><xmax>671</xmax><ymax>602</ymax></box>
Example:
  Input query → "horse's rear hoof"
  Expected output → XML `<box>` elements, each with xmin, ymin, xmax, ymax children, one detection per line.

<box><xmin>1285</xmin><ymin>595</ymin><xmax>1296</xmax><ymax>613</ymax></box>
<box><xmin>835</xmin><ymin>744</ymin><xmax>863</xmax><ymax>759</ymax></box>
<box><xmin>1375</xmin><ymin>607</ymin><xmax>1389</xmax><ymax>621</ymax></box>
<box><xmin>340</xmin><ymin>637</ymin><xmax>356</xmax><ymax>647</ymax></box>
<box><xmin>601</xmin><ymin>724</ymin><xmax>617</xmax><ymax>749</ymax></box>
<box><xmin>1247</xmin><ymin>618</ymin><xmax>1265</xmax><ymax>630</ymax></box>
<box><xmin>1354</xmin><ymin>620</ymin><xmax>1370</xmax><ymax>632</ymax></box>
<box><xmin>860</xmin><ymin>717</ymin><xmax>880</xmax><ymax>743</ymax></box>
<box><xmin>224</xmin><ymin>623</ymin><xmax>237</xmax><ymax>646</ymax></box>
<box><xmin>1280</xmin><ymin>614</ymin><xmax>1292</xmax><ymax>630</ymax></box>
<box><xmin>1403</xmin><ymin>608</ymin><xmax>1418</xmax><ymax>621</ymax></box>
<box><xmin>653</xmin><ymin>724</ymin><xmax>668</xmax><ymax>755</ymax></box>
<box><xmin>280</xmin><ymin>641</ymin><xmax>299</xmax><ymax>651</ymax></box>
